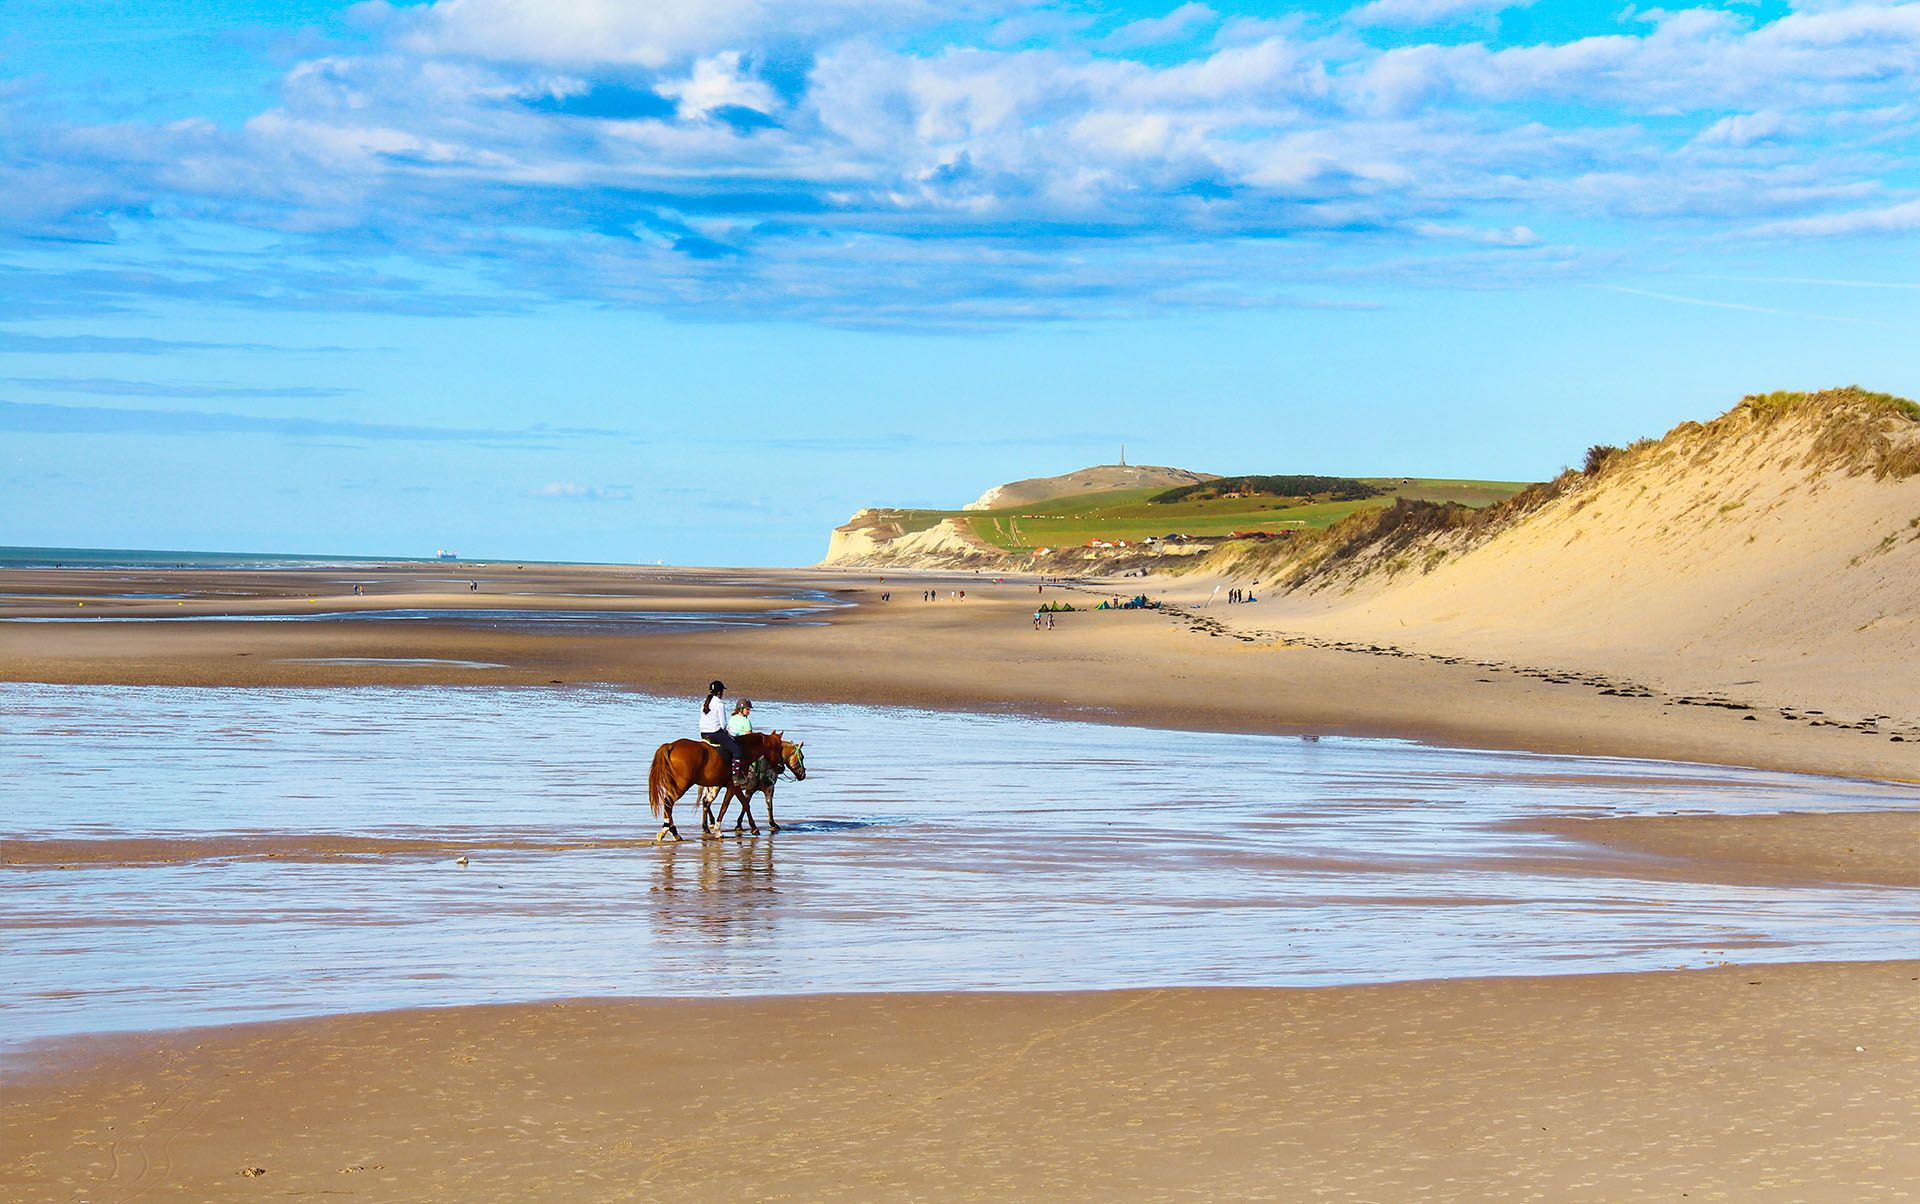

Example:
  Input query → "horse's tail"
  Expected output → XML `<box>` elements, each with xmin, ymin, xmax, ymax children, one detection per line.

<box><xmin>648</xmin><ymin>743</ymin><xmax>674</xmax><ymax>819</ymax></box>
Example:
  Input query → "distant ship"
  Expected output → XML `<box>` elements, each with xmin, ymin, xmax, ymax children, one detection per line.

<box><xmin>435</xmin><ymin>549</ymin><xmax>459</xmax><ymax>560</ymax></box>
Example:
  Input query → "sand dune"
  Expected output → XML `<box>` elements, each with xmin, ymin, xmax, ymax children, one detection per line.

<box><xmin>1214</xmin><ymin>388</ymin><xmax>1920</xmax><ymax>726</ymax></box>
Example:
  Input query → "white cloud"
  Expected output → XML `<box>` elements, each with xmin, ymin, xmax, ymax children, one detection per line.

<box><xmin>364</xmin><ymin>0</ymin><xmax>985</xmax><ymax>67</ymax></box>
<box><xmin>1100</xmin><ymin>3</ymin><xmax>1219</xmax><ymax>50</ymax></box>
<box><xmin>525</xmin><ymin>481</ymin><xmax>634</xmax><ymax>500</ymax></box>
<box><xmin>12</xmin><ymin>0</ymin><xmax>1920</xmax><ymax>325</ymax></box>
<box><xmin>1346</xmin><ymin>4</ymin><xmax>1920</xmax><ymax>113</ymax></box>
<box><xmin>658</xmin><ymin>52</ymin><xmax>781</xmax><ymax>118</ymax></box>
<box><xmin>1349</xmin><ymin>0</ymin><xmax>1536</xmax><ymax>29</ymax></box>
<box><xmin>1691</xmin><ymin>110</ymin><xmax>1796</xmax><ymax>145</ymax></box>
<box><xmin>1750</xmin><ymin>197</ymin><xmax>1920</xmax><ymax>237</ymax></box>
<box><xmin>1413</xmin><ymin>221</ymin><xmax>1540</xmax><ymax>244</ymax></box>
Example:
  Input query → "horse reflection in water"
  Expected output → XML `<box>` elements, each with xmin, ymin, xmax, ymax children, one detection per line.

<box><xmin>652</xmin><ymin>838</ymin><xmax>777</xmax><ymax>939</ymax></box>
<box><xmin>648</xmin><ymin>730</ymin><xmax>808</xmax><ymax>841</ymax></box>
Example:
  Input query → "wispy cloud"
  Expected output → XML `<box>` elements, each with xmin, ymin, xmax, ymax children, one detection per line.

<box><xmin>1698</xmin><ymin>274</ymin><xmax>1920</xmax><ymax>290</ymax></box>
<box><xmin>1749</xmin><ymin>197</ymin><xmax>1920</xmax><ymax>238</ymax></box>
<box><xmin>0</xmin><ymin>399</ymin><xmax>629</xmax><ymax>443</ymax></box>
<box><xmin>0</xmin><ymin>332</ymin><xmax>275</xmax><ymax>355</ymax></box>
<box><xmin>1099</xmin><ymin>4</ymin><xmax>1218</xmax><ymax>50</ymax></box>
<box><xmin>1598</xmin><ymin>284</ymin><xmax>1894</xmax><ymax>327</ymax></box>
<box><xmin>1348</xmin><ymin>0</ymin><xmax>1535</xmax><ymax>29</ymax></box>
<box><xmin>9</xmin><ymin>376</ymin><xmax>357</xmax><ymax>400</ymax></box>
<box><xmin>523</xmin><ymin>481</ymin><xmax>635</xmax><ymax>501</ymax></box>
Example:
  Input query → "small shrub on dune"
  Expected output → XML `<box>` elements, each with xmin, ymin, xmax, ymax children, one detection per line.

<box><xmin>1786</xmin><ymin>387</ymin><xmax>1920</xmax><ymax>480</ymax></box>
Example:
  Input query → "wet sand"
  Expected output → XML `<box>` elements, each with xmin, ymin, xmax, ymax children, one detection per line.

<box><xmin>6</xmin><ymin>962</ymin><xmax>1917</xmax><ymax>1202</ymax></box>
<box><xmin>1530</xmin><ymin>811</ymin><xmax>1920</xmax><ymax>888</ymax></box>
<box><xmin>3</xmin><ymin>564</ymin><xmax>1915</xmax><ymax>785</ymax></box>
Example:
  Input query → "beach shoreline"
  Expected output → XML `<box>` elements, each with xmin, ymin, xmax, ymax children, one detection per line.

<box><xmin>3</xmin><ymin>563</ymin><xmax>1916</xmax><ymax>784</ymax></box>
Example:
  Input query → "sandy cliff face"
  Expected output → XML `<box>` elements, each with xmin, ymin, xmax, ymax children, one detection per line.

<box><xmin>824</xmin><ymin>463</ymin><xmax>1215</xmax><ymax>568</ymax></box>
<box><xmin>1245</xmin><ymin>389</ymin><xmax>1920</xmax><ymax>721</ymax></box>
<box><xmin>822</xmin><ymin>511</ymin><xmax>1004</xmax><ymax>568</ymax></box>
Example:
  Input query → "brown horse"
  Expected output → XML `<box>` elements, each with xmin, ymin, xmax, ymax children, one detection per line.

<box><xmin>647</xmin><ymin>731</ymin><xmax>805</xmax><ymax>842</ymax></box>
<box><xmin>702</xmin><ymin>734</ymin><xmax>807</xmax><ymax>835</ymax></box>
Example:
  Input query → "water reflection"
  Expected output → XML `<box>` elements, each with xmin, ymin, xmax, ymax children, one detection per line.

<box><xmin>2</xmin><ymin>682</ymin><xmax>1917</xmax><ymax>1044</ymax></box>
<box><xmin>652</xmin><ymin>837</ymin><xmax>779</xmax><ymax>938</ymax></box>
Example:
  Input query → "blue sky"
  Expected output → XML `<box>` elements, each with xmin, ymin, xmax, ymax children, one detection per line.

<box><xmin>3</xmin><ymin>0</ymin><xmax>1917</xmax><ymax>565</ymax></box>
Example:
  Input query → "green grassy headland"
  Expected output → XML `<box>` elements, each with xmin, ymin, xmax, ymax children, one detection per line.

<box><xmin>871</xmin><ymin>477</ymin><xmax>1530</xmax><ymax>554</ymax></box>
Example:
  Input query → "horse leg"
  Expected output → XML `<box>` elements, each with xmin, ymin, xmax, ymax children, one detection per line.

<box><xmin>764</xmin><ymin>782</ymin><xmax>780</xmax><ymax>833</ymax></box>
<box><xmin>736</xmin><ymin>786</ymin><xmax>761</xmax><ymax>836</ymax></box>
<box><xmin>656</xmin><ymin>791</ymin><xmax>682</xmax><ymax>843</ymax></box>
<box><xmin>699</xmin><ymin>785</ymin><xmax>722</xmax><ymax>838</ymax></box>
<box><xmin>721</xmin><ymin>783</ymin><xmax>752</xmax><ymax>834</ymax></box>
<box><xmin>708</xmin><ymin>785</ymin><xmax>734</xmax><ymax>835</ymax></box>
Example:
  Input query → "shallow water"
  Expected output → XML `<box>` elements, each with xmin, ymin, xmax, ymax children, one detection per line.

<box><xmin>0</xmin><ymin>602</ymin><xmax>834</xmax><ymax>633</ymax></box>
<box><xmin>275</xmin><ymin>657</ymin><xmax>509</xmax><ymax>669</ymax></box>
<box><xmin>2</xmin><ymin>683</ymin><xmax>1916</xmax><ymax>1045</ymax></box>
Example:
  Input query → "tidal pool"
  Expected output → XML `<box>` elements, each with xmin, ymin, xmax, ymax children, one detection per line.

<box><xmin>2</xmin><ymin>682</ymin><xmax>1915</xmax><ymax>1045</ymax></box>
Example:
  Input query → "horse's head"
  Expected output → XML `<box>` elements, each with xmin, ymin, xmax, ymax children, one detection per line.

<box><xmin>778</xmin><ymin>736</ymin><xmax>807</xmax><ymax>781</ymax></box>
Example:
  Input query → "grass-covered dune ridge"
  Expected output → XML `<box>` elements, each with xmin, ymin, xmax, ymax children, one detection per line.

<box><xmin>1208</xmin><ymin>386</ymin><xmax>1920</xmax><ymax>591</ymax></box>
<box><xmin>1150</xmin><ymin>476</ymin><xmax>1385</xmax><ymax>504</ymax></box>
<box><xmin>825</xmin><ymin>470</ymin><xmax>1525</xmax><ymax>568</ymax></box>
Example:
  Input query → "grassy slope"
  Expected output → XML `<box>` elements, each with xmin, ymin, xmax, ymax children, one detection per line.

<box><xmin>868</xmin><ymin>479</ymin><xmax>1528</xmax><ymax>553</ymax></box>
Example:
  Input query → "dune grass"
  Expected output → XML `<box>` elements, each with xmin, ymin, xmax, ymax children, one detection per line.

<box><xmin>866</xmin><ymin>478</ymin><xmax>1529</xmax><ymax>554</ymax></box>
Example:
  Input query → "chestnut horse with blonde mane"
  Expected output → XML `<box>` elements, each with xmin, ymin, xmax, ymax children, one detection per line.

<box><xmin>647</xmin><ymin>731</ymin><xmax>807</xmax><ymax>842</ymax></box>
<box><xmin>700</xmin><ymin>732</ymin><xmax>807</xmax><ymax>835</ymax></box>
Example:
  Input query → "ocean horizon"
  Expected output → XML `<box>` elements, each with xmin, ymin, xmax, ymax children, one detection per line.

<box><xmin>0</xmin><ymin>545</ymin><xmax>640</xmax><ymax>572</ymax></box>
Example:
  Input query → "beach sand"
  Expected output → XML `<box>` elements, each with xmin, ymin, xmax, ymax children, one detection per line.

<box><xmin>5</xmin><ymin>562</ymin><xmax>1917</xmax><ymax>1200</ymax></box>
<box><xmin>5</xmin><ymin>962</ymin><xmax>1917</xmax><ymax>1202</ymax></box>
<box><xmin>2</xmin><ymin>564</ymin><xmax>1915</xmax><ymax>784</ymax></box>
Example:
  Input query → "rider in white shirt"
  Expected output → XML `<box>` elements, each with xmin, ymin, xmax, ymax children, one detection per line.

<box><xmin>700</xmin><ymin>680</ymin><xmax>742</xmax><ymax>775</ymax></box>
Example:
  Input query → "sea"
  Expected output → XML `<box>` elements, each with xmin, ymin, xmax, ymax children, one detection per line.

<box><xmin>0</xmin><ymin>546</ymin><xmax>582</xmax><ymax>571</ymax></box>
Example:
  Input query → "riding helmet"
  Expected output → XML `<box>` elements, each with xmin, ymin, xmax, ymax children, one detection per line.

<box><xmin>709</xmin><ymin>680</ymin><xmax>726</xmax><ymax>694</ymax></box>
